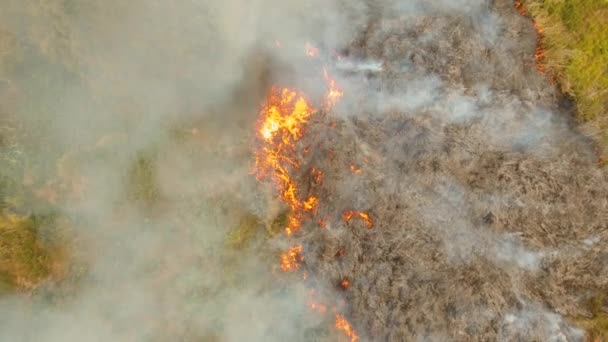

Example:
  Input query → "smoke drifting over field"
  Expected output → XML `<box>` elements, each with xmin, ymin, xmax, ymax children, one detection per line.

<box><xmin>0</xmin><ymin>0</ymin><xmax>607</xmax><ymax>341</ymax></box>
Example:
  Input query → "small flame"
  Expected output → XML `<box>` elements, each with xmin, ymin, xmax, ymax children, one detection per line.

<box><xmin>255</xmin><ymin>87</ymin><xmax>317</xmax><ymax>236</ymax></box>
<box><xmin>323</xmin><ymin>68</ymin><xmax>344</xmax><ymax>111</ymax></box>
<box><xmin>304</xmin><ymin>195</ymin><xmax>318</xmax><ymax>212</ymax></box>
<box><xmin>342</xmin><ymin>211</ymin><xmax>374</xmax><ymax>228</ymax></box>
<box><xmin>336</xmin><ymin>314</ymin><xmax>359</xmax><ymax>342</ymax></box>
<box><xmin>311</xmin><ymin>167</ymin><xmax>324</xmax><ymax>185</ymax></box>
<box><xmin>340</xmin><ymin>278</ymin><xmax>350</xmax><ymax>289</ymax></box>
<box><xmin>281</xmin><ymin>245</ymin><xmax>304</xmax><ymax>272</ymax></box>
<box><xmin>514</xmin><ymin>0</ymin><xmax>526</xmax><ymax>15</ymax></box>
<box><xmin>349</xmin><ymin>164</ymin><xmax>362</xmax><ymax>174</ymax></box>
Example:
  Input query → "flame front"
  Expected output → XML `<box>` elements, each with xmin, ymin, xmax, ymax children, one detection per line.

<box><xmin>254</xmin><ymin>43</ymin><xmax>359</xmax><ymax>342</ymax></box>
<box><xmin>336</xmin><ymin>314</ymin><xmax>359</xmax><ymax>342</ymax></box>
<box><xmin>255</xmin><ymin>87</ymin><xmax>316</xmax><ymax>236</ymax></box>
<box><xmin>349</xmin><ymin>164</ymin><xmax>363</xmax><ymax>174</ymax></box>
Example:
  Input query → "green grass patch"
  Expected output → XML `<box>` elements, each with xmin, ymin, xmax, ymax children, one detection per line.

<box><xmin>0</xmin><ymin>212</ymin><xmax>59</xmax><ymax>290</ymax></box>
<box><xmin>575</xmin><ymin>294</ymin><xmax>608</xmax><ymax>341</ymax></box>
<box><xmin>521</xmin><ymin>0</ymin><xmax>608</xmax><ymax>161</ymax></box>
<box><xmin>226</xmin><ymin>212</ymin><xmax>263</xmax><ymax>249</ymax></box>
<box><xmin>127</xmin><ymin>150</ymin><xmax>163</xmax><ymax>207</ymax></box>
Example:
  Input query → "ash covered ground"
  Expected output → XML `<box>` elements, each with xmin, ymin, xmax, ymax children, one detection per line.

<box><xmin>280</xmin><ymin>0</ymin><xmax>608</xmax><ymax>340</ymax></box>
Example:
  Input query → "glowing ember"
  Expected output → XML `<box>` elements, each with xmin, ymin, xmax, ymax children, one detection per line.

<box><xmin>281</xmin><ymin>245</ymin><xmax>304</xmax><ymax>272</ymax></box>
<box><xmin>285</xmin><ymin>214</ymin><xmax>301</xmax><ymax>236</ymax></box>
<box><xmin>336</xmin><ymin>248</ymin><xmax>345</xmax><ymax>258</ymax></box>
<box><xmin>514</xmin><ymin>0</ymin><xmax>526</xmax><ymax>15</ymax></box>
<box><xmin>342</xmin><ymin>211</ymin><xmax>373</xmax><ymax>228</ymax></box>
<box><xmin>311</xmin><ymin>167</ymin><xmax>324</xmax><ymax>185</ymax></box>
<box><xmin>336</xmin><ymin>314</ymin><xmax>359</xmax><ymax>342</ymax></box>
<box><xmin>254</xmin><ymin>42</ymin><xmax>361</xmax><ymax>340</ymax></box>
<box><xmin>349</xmin><ymin>164</ymin><xmax>362</xmax><ymax>174</ymax></box>
<box><xmin>305</xmin><ymin>42</ymin><xmax>320</xmax><ymax>58</ymax></box>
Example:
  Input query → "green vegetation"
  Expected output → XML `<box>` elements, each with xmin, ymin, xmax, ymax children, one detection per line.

<box><xmin>128</xmin><ymin>150</ymin><xmax>163</xmax><ymax>207</ymax></box>
<box><xmin>522</xmin><ymin>0</ymin><xmax>608</xmax><ymax>162</ymax></box>
<box><xmin>0</xmin><ymin>212</ymin><xmax>65</xmax><ymax>291</ymax></box>
<box><xmin>226</xmin><ymin>212</ymin><xmax>263</xmax><ymax>249</ymax></box>
<box><xmin>576</xmin><ymin>294</ymin><xmax>608</xmax><ymax>341</ymax></box>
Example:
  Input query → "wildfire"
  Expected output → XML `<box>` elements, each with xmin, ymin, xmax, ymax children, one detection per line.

<box><xmin>340</xmin><ymin>278</ymin><xmax>350</xmax><ymax>289</ymax></box>
<box><xmin>304</xmin><ymin>195</ymin><xmax>318</xmax><ymax>212</ymax></box>
<box><xmin>281</xmin><ymin>245</ymin><xmax>304</xmax><ymax>272</ymax></box>
<box><xmin>336</xmin><ymin>314</ymin><xmax>359</xmax><ymax>342</ymax></box>
<box><xmin>255</xmin><ymin>42</ymin><xmax>361</xmax><ymax>342</ymax></box>
<box><xmin>255</xmin><ymin>87</ymin><xmax>317</xmax><ymax>236</ymax></box>
<box><xmin>342</xmin><ymin>211</ymin><xmax>374</xmax><ymax>228</ymax></box>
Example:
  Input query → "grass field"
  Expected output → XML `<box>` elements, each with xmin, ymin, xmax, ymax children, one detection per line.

<box><xmin>521</xmin><ymin>0</ymin><xmax>608</xmax><ymax>163</ymax></box>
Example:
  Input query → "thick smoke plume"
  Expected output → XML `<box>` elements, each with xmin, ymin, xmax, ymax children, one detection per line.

<box><xmin>0</xmin><ymin>0</ymin><xmax>607</xmax><ymax>341</ymax></box>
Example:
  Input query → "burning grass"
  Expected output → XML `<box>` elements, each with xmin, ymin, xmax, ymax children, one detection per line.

<box><xmin>517</xmin><ymin>0</ymin><xmax>608</xmax><ymax>163</ymax></box>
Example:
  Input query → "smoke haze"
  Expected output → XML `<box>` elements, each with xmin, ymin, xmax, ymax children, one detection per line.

<box><xmin>0</xmin><ymin>0</ymin><xmax>607</xmax><ymax>341</ymax></box>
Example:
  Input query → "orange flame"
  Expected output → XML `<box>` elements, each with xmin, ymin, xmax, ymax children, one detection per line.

<box><xmin>281</xmin><ymin>245</ymin><xmax>304</xmax><ymax>272</ymax></box>
<box><xmin>323</xmin><ymin>68</ymin><xmax>344</xmax><ymax>111</ymax></box>
<box><xmin>255</xmin><ymin>87</ymin><xmax>317</xmax><ymax>235</ymax></box>
<box><xmin>254</xmin><ymin>43</ymin><xmax>361</xmax><ymax>340</ymax></box>
<box><xmin>342</xmin><ymin>211</ymin><xmax>373</xmax><ymax>228</ymax></box>
<box><xmin>349</xmin><ymin>164</ymin><xmax>362</xmax><ymax>174</ymax></box>
<box><xmin>311</xmin><ymin>167</ymin><xmax>324</xmax><ymax>185</ymax></box>
<box><xmin>514</xmin><ymin>0</ymin><xmax>526</xmax><ymax>15</ymax></box>
<box><xmin>336</xmin><ymin>314</ymin><xmax>359</xmax><ymax>342</ymax></box>
<box><xmin>304</xmin><ymin>195</ymin><xmax>318</xmax><ymax>212</ymax></box>
<box><xmin>340</xmin><ymin>278</ymin><xmax>350</xmax><ymax>289</ymax></box>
